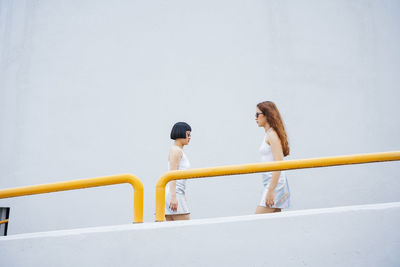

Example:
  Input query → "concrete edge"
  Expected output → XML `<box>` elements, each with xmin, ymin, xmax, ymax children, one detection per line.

<box><xmin>2</xmin><ymin>201</ymin><xmax>400</xmax><ymax>241</ymax></box>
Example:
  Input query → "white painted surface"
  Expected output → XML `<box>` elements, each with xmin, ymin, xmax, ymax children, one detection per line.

<box><xmin>1</xmin><ymin>202</ymin><xmax>399</xmax><ymax>267</ymax></box>
<box><xmin>0</xmin><ymin>0</ymin><xmax>400</xmax><ymax>234</ymax></box>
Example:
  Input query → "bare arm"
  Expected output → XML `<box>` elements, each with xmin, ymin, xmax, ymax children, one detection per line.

<box><xmin>266</xmin><ymin>130</ymin><xmax>284</xmax><ymax>206</ymax></box>
<box><xmin>168</xmin><ymin>148</ymin><xmax>183</xmax><ymax>211</ymax></box>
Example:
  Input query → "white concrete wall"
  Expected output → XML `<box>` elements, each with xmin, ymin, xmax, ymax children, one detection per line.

<box><xmin>1</xmin><ymin>0</ymin><xmax>400</xmax><ymax>234</ymax></box>
<box><xmin>1</xmin><ymin>202</ymin><xmax>399</xmax><ymax>267</ymax></box>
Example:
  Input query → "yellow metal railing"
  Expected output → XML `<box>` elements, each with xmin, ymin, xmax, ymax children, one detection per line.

<box><xmin>0</xmin><ymin>219</ymin><xmax>8</xmax><ymax>225</ymax></box>
<box><xmin>155</xmin><ymin>151</ymin><xmax>400</xmax><ymax>221</ymax></box>
<box><xmin>0</xmin><ymin>174</ymin><xmax>144</xmax><ymax>223</ymax></box>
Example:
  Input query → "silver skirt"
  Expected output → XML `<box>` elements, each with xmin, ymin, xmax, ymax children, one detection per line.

<box><xmin>259</xmin><ymin>172</ymin><xmax>290</xmax><ymax>209</ymax></box>
<box><xmin>165</xmin><ymin>192</ymin><xmax>190</xmax><ymax>215</ymax></box>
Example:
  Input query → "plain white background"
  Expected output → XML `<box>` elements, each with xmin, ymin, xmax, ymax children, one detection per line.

<box><xmin>0</xmin><ymin>0</ymin><xmax>399</xmax><ymax>234</ymax></box>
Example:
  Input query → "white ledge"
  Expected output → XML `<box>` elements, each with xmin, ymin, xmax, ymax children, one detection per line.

<box><xmin>2</xmin><ymin>201</ymin><xmax>399</xmax><ymax>241</ymax></box>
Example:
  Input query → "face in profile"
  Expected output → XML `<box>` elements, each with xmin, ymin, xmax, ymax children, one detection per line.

<box><xmin>183</xmin><ymin>131</ymin><xmax>191</xmax><ymax>145</ymax></box>
<box><xmin>255</xmin><ymin>107</ymin><xmax>267</xmax><ymax>127</ymax></box>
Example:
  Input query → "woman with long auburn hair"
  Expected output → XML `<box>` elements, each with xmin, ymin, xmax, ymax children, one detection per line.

<box><xmin>255</xmin><ymin>101</ymin><xmax>290</xmax><ymax>214</ymax></box>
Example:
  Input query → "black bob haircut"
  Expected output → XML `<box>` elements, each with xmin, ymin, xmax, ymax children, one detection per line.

<box><xmin>170</xmin><ymin>122</ymin><xmax>192</xmax><ymax>140</ymax></box>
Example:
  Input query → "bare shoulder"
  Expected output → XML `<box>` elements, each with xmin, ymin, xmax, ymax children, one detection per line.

<box><xmin>266</xmin><ymin>129</ymin><xmax>281</xmax><ymax>144</ymax></box>
<box><xmin>169</xmin><ymin>146</ymin><xmax>183</xmax><ymax>160</ymax></box>
<box><xmin>268</xmin><ymin>129</ymin><xmax>279</xmax><ymax>139</ymax></box>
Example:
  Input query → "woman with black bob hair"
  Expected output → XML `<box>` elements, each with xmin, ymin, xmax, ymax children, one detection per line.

<box><xmin>165</xmin><ymin>122</ymin><xmax>192</xmax><ymax>221</ymax></box>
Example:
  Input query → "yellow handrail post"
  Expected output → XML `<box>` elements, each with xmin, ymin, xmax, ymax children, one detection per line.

<box><xmin>155</xmin><ymin>151</ymin><xmax>400</xmax><ymax>221</ymax></box>
<box><xmin>0</xmin><ymin>173</ymin><xmax>144</xmax><ymax>223</ymax></box>
<box><xmin>128</xmin><ymin>175</ymin><xmax>144</xmax><ymax>223</ymax></box>
<box><xmin>0</xmin><ymin>219</ymin><xmax>8</xmax><ymax>225</ymax></box>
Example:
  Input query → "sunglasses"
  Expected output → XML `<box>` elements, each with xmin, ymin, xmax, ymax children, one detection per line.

<box><xmin>255</xmin><ymin>112</ymin><xmax>264</xmax><ymax>118</ymax></box>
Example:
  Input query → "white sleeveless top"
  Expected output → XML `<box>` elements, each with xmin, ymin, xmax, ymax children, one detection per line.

<box><xmin>259</xmin><ymin>128</ymin><xmax>287</xmax><ymax>187</ymax></box>
<box><xmin>167</xmin><ymin>147</ymin><xmax>190</xmax><ymax>194</ymax></box>
<box><xmin>259</xmin><ymin>134</ymin><xmax>274</xmax><ymax>163</ymax></box>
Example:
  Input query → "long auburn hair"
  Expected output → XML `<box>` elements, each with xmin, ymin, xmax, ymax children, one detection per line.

<box><xmin>257</xmin><ymin>101</ymin><xmax>290</xmax><ymax>156</ymax></box>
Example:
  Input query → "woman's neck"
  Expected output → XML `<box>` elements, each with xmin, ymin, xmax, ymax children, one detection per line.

<box><xmin>264</xmin><ymin>125</ymin><xmax>272</xmax><ymax>133</ymax></box>
<box><xmin>174</xmin><ymin>141</ymin><xmax>184</xmax><ymax>149</ymax></box>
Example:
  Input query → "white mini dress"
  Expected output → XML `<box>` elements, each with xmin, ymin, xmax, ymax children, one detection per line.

<box><xmin>259</xmin><ymin>129</ymin><xmax>290</xmax><ymax>209</ymax></box>
<box><xmin>165</xmin><ymin>147</ymin><xmax>190</xmax><ymax>215</ymax></box>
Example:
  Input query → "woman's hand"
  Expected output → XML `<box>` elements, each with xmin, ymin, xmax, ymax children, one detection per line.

<box><xmin>266</xmin><ymin>190</ymin><xmax>275</xmax><ymax>207</ymax></box>
<box><xmin>169</xmin><ymin>195</ymin><xmax>178</xmax><ymax>212</ymax></box>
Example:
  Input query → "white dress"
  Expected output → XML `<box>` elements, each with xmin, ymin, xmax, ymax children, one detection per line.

<box><xmin>165</xmin><ymin>147</ymin><xmax>190</xmax><ymax>215</ymax></box>
<box><xmin>259</xmin><ymin>129</ymin><xmax>290</xmax><ymax>208</ymax></box>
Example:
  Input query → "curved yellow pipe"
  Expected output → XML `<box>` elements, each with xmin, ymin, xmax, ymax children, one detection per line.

<box><xmin>155</xmin><ymin>151</ymin><xmax>400</xmax><ymax>221</ymax></box>
<box><xmin>0</xmin><ymin>174</ymin><xmax>144</xmax><ymax>223</ymax></box>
